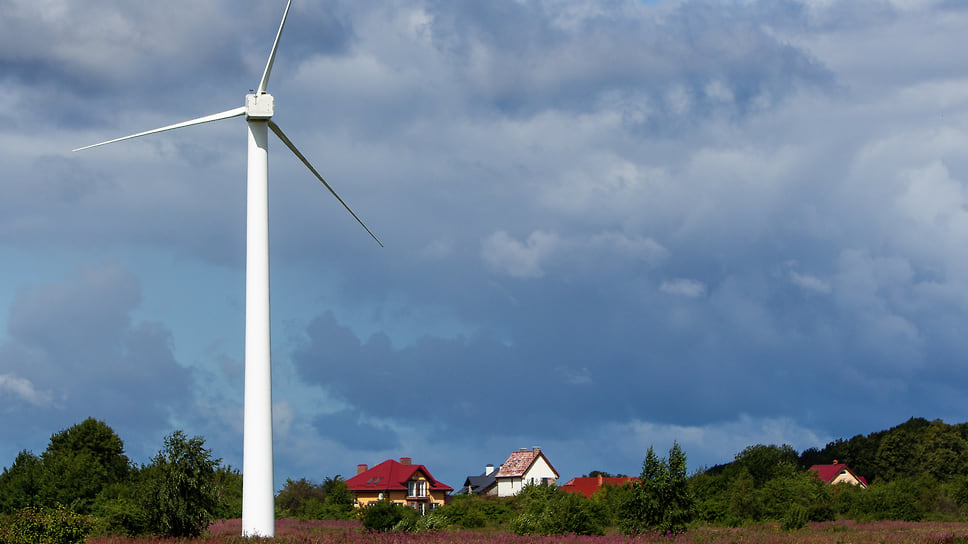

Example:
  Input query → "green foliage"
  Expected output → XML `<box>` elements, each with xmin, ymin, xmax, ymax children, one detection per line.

<box><xmin>212</xmin><ymin>466</ymin><xmax>243</xmax><ymax>520</ymax></box>
<box><xmin>275</xmin><ymin>475</ymin><xmax>354</xmax><ymax>520</ymax></box>
<box><xmin>1</xmin><ymin>506</ymin><xmax>94</xmax><ymax>544</ymax></box>
<box><xmin>277</xmin><ymin>478</ymin><xmax>326</xmax><ymax>520</ymax></box>
<box><xmin>781</xmin><ymin>504</ymin><xmax>809</xmax><ymax>531</ymax></box>
<box><xmin>432</xmin><ymin>494</ymin><xmax>490</xmax><ymax>529</ymax></box>
<box><xmin>359</xmin><ymin>499</ymin><xmax>419</xmax><ymax>532</ymax></box>
<box><xmin>620</xmin><ymin>442</ymin><xmax>695</xmax><ymax>535</ymax></box>
<box><xmin>0</xmin><ymin>452</ymin><xmax>42</xmax><ymax>514</ymax></box>
<box><xmin>138</xmin><ymin>431</ymin><xmax>220</xmax><ymax>537</ymax></box>
<box><xmin>37</xmin><ymin>419</ymin><xmax>131</xmax><ymax>515</ymax></box>
<box><xmin>508</xmin><ymin>483</ymin><xmax>602</xmax><ymax>536</ymax></box>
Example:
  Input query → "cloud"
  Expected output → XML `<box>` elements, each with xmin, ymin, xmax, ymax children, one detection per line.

<box><xmin>660</xmin><ymin>279</ymin><xmax>706</xmax><ymax>298</ymax></box>
<box><xmin>0</xmin><ymin>263</ymin><xmax>193</xmax><ymax>461</ymax></box>
<box><xmin>4</xmin><ymin>0</ymin><xmax>968</xmax><ymax>489</ymax></box>
<box><xmin>0</xmin><ymin>374</ymin><xmax>52</xmax><ymax>408</ymax></box>
<box><xmin>482</xmin><ymin>230</ymin><xmax>559</xmax><ymax>279</ymax></box>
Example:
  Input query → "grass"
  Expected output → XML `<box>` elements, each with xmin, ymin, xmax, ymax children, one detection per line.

<box><xmin>83</xmin><ymin>519</ymin><xmax>968</xmax><ymax>544</ymax></box>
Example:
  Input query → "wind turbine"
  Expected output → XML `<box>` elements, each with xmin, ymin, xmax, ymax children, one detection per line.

<box><xmin>74</xmin><ymin>1</ymin><xmax>381</xmax><ymax>537</ymax></box>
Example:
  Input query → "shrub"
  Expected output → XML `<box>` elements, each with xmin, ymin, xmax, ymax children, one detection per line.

<box><xmin>781</xmin><ymin>504</ymin><xmax>808</xmax><ymax>531</ymax></box>
<box><xmin>2</xmin><ymin>506</ymin><xmax>94</xmax><ymax>544</ymax></box>
<box><xmin>359</xmin><ymin>500</ymin><xmax>419</xmax><ymax>532</ymax></box>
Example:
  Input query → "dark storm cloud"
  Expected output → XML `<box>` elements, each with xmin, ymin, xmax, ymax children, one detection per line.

<box><xmin>4</xmin><ymin>0</ymin><xmax>968</xmax><ymax>484</ymax></box>
<box><xmin>0</xmin><ymin>264</ymin><xmax>192</xmax><ymax>460</ymax></box>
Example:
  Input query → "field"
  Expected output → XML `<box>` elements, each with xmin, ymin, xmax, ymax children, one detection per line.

<box><xmin>85</xmin><ymin>519</ymin><xmax>968</xmax><ymax>544</ymax></box>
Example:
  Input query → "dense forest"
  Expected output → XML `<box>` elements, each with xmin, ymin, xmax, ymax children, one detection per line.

<box><xmin>2</xmin><ymin>416</ymin><xmax>968</xmax><ymax>541</ymax></box>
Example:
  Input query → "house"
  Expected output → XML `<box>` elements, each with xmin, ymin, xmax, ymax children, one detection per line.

<box><xmin>808</xmin><ymin>460</ymin><xmax>868</xmax><ymax>488</ymax></box>
<box><xmin>494</xmin><ymin>447</ymin><xmax>559</xmax><ymax>497</ymax></box>
<box><xmin>560</xmin><ymin>474</ymin><xmax>638</xmax><ymax>498</ymax></box>
<box><xmin>454</xmin><ymin>463</ymin><xmax>499</xmax><ymax>496</ymax></box>
<box><xmin>345</xmin><ymin>457</ymin><xmax>453</xmax><ymax>513</ymax></box>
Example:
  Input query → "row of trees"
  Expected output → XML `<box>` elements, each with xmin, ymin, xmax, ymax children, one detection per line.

<box><xmin>0</xmin><ymin>418</ymin><xmax>237</xmax><ymax>539</ymax></box>
<box><xmin>5</xmin><ymin>416</ymin><xmax>968</xmax><ymax>540</ymax></box>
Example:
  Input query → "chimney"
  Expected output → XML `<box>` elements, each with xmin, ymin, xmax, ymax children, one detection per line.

<box><xmin>357</xmin><ymin>464</ymin><xmax>368</xmax><ymax>475</ymax></box>
<box><xmin>400</xmin><ymin>457</ymin><xmax>412</xmax><ymax>465</ymax></box>
<box><xmin>485</xmin><ymin>464</ymin><xmax>494</xmax><ymax>476</ymax></box>
<box><xmin>597</xmin><ymin>474</ymin><xmax>603</xmax><ymax>486</ymax></box>
<box><xmin>533</xmin><ymin>447</ymin><xmax>541</xmax><ymax>454</ymax></box>
<box><xmin>833</xmin><ymin>459</ymin><xmax>838</xmax><ymax>465</ymax></box>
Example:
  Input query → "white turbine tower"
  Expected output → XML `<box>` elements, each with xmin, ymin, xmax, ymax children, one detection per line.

<box><xmin>74</xmin><ymin>1</ymin><xmax>381</xmax><ymax>537</ymax></box>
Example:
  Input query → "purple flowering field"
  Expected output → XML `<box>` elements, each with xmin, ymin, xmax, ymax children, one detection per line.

<box><xmin>84</xmin><ymin>519</ymin><xmax>968</xmax><ymax>544</ymax></box>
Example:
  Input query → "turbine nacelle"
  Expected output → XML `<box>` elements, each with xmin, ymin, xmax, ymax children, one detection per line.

<box><xmin>245</xmin><ymin>93</ymin><xmax>274</xmax><ymax>120</ymax></box>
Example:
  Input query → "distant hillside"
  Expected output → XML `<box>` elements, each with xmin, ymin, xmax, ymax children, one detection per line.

<box><xmin>797</xmin><ymin>417</ymin><xmax>968</xmax><ymax>485</ymax></box>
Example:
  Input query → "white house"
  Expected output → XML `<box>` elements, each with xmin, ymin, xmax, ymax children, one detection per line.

<box><xmin>494</xmin><ymin>447</ymin><xmax>559</xmax><ymax>497</ymax></box>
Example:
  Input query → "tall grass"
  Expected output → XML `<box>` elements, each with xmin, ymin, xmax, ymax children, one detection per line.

<box><xmin>83</xmin><ymin>519</ymin><xmax>968</xmax><ymax>544</ymax></box>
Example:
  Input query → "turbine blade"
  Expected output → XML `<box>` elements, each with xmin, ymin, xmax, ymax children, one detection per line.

<box><xmin>73</xmin><ymin>106</ymin><xmax>247</xmax><ymax>152</ymax></box>
<box><xmin>257</xmin><ymin>0</ymin><xmax>293</xmax><ymax>94</ymax></box>
<box><xmin>269</xmin><ymin>120</ymin><xmax>384</xmax><ymax>247</ymax></box>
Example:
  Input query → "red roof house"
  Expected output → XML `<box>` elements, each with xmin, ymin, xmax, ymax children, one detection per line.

<box><xmin>808</xmin><ymin>461</ymin><xmax>868</xmax><ymax>488</ymax></box>
<box><xmin>345</xmin><ymin>457</ymin><xmax>453</xmax><ymax>513</ymax></box>
<box><xmin>560</xmin><ymin>474</ymin><xmax>638</xmax><ymax>498</ymax></box>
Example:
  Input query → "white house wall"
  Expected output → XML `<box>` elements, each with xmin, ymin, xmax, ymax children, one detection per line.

<box><xmin>496</xmin><ymin>456</ymin><xmax>559</xmax><ymax>497</ymax></box>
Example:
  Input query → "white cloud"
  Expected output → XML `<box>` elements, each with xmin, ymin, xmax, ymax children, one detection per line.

<box><xmin>660</xmin><ymin>278</ymin><xmax>706</xmax><ymax>298</ymax></box>
<box><xmin>481</xmin><ymin>230</ymin><xmax>560</xmax><ymax>279</ymax></box>
<box><xmin>790</xmin><ymin>271</ymin><xmax>832</xmax><ymax>294</ymax></box>
<box><xmin>0</xmin><ymin>374</ymin><xmax>53</xmax><ymax>407</ymax></box>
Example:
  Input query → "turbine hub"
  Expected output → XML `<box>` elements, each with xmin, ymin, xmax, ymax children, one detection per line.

<box><xmin>245</xmin><ymin>93</ymin><xmax>274</xmax><ymax>120</ymax></box>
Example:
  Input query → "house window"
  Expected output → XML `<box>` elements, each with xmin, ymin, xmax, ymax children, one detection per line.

<box><xmin>408</xmin><ymin>479</ymin><xmax>428</xmax><ymax>497</ymax></box>
<box><xmin>408</xmin><ymin>501</ymin><xmax>427</xmax><ymax>515</ymax></box>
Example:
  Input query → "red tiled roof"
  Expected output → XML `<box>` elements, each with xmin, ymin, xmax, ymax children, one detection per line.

<box><xmin>560</xmin><ymin>476</ymin><xmax>637</xmax><ymax>498</ymax></box>
<box><xmin>494</xmin><ymin>448</ymin><xmax>559</xmax><ymax>479</ymax></box>
<box><xmin>808</xmin><ymin>463</ymin><xmax>868</xmax><ymax>487</ymax></box>
<box><xmin>345</xmin><ymin>459</ymin><xmax>453</xmax><ymax>493</ymax></box>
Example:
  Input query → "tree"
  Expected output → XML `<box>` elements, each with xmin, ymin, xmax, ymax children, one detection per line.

<box><xmin>0</xmin><ymin>451</ymin><xmax>42</xmax><ymax>513</ymax></box>
<box><xmin>320</xmin><ymin>475</ymin><xmax>354</xmax><ymax>519</ymax></box>
<box><xmin>37</xmin><ymin>418</ymin><xmax>131</xmax><ymax>514</ymax></box>
<box><xmin>620</xmin><ymin>442</ymin><xmax>695</xmax><ymax>535</ymax></box>
<box><xmin>139</xmin><ymin>431</ymin><xmax>220</xmax><ymax>537</ymax></box>
<box><xmin>276</xmin><ymin>478</ymin><xmax>326</xmax><ymax>519</ymax></box>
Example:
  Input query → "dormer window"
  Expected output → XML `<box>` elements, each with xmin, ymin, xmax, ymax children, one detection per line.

<box><xmin>408</xmin><ymin>479</ymin><xmax>428</xmax><ymax>497</ymax></box>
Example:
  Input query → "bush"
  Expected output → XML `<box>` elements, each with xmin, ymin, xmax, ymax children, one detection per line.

<box><xmin>1</xmin><ymin>506</ymin><xmax>94</xmax><ymax>544</ymax></box>
<box><xmin>359</xmin><ymin>500</ymin><xmax>419</xmax><ymax>532</ymax></box>
<box><xmin>509</xmin><ymin>483</ymin><xmax>602</xmax><ymax>536</ymax></box>
<box><xmin>781</xmin><ymin>504</ymin><xmax>808</xmax><ymax>531</ymax></box>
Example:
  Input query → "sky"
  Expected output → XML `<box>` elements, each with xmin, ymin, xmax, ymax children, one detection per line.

<box><xmin>2</xmin><ymin>0</ymin><xmax>968</xmax><ymax>492</ymax></box>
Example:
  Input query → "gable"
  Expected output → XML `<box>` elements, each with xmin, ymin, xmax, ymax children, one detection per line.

<box><xmin>495</xmin><ymin>448</ymin><xmax>559</xmax><ymax>480</ymax></box>
<box><xmin>345</xmin><ymin>458</ymin><xmax>453</xmax><ymax>493</ymax></box>
<box><xmin>808</xmin><ymin>463</ymin><xmax>867</xmax><ymax>488</ymax></box>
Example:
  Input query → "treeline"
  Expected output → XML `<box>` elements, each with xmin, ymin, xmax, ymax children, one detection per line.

<box><xmin>4</xmin><ymin>416</ymin><xmax>968</xmax><ymax>541</ymax></box>
<box><xmin>0</xmin><ymin>418</ymin><xmax>240</xmax><ymax>541</ymax></box>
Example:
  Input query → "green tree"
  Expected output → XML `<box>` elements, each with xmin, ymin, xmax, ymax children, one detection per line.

<box><xmin>0</xmin><ymin>451</ymin><xmax>42</xmax><ymax>513</ymax></box>
<box><xmin>212</xmin><ymin>466</ymin><xmax>243</xmax><ymax>519</ymax></box>
<box><xmin>37</xmin><ymin>418</ymin><xmax>131</xmax><ymax>514</ymax></box>
<box><xmin>620</xmin><ymin>442</ymin><xmax>695</xmax><ymax>535</ymax></box>
<box><xmin>732</xmin><ymin>444</ymin><xmax>798</xmax><ymax>487</ymax></box>
<box><xmin>276</xmin><ymin>478</ymin><xmax>326</xmax><ymax>519</ymax></box>
<box><xmin>139</xmin><ymin>431</ymin><xmax>220</xmax><ymax>537</ymax></box>
<box><xmin>320</xmin><ymin>476</ymin><xmax>354</xmax><ymax>519</ymax></box>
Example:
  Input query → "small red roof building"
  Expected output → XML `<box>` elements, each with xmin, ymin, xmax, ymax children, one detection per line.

<box><xmin>345</xmin><ymin>457</ymin><xmax>453</xmax><ymax>513</ymax></box>
<box><xmin>808</xmin><ymin>460</ymin><xmax>868</xmax><ymax>488</ymax></box>
<box><xmin>560</xmin><ymin>474</ymin><xmax>638</xmax><ymax>498</ymax></box>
